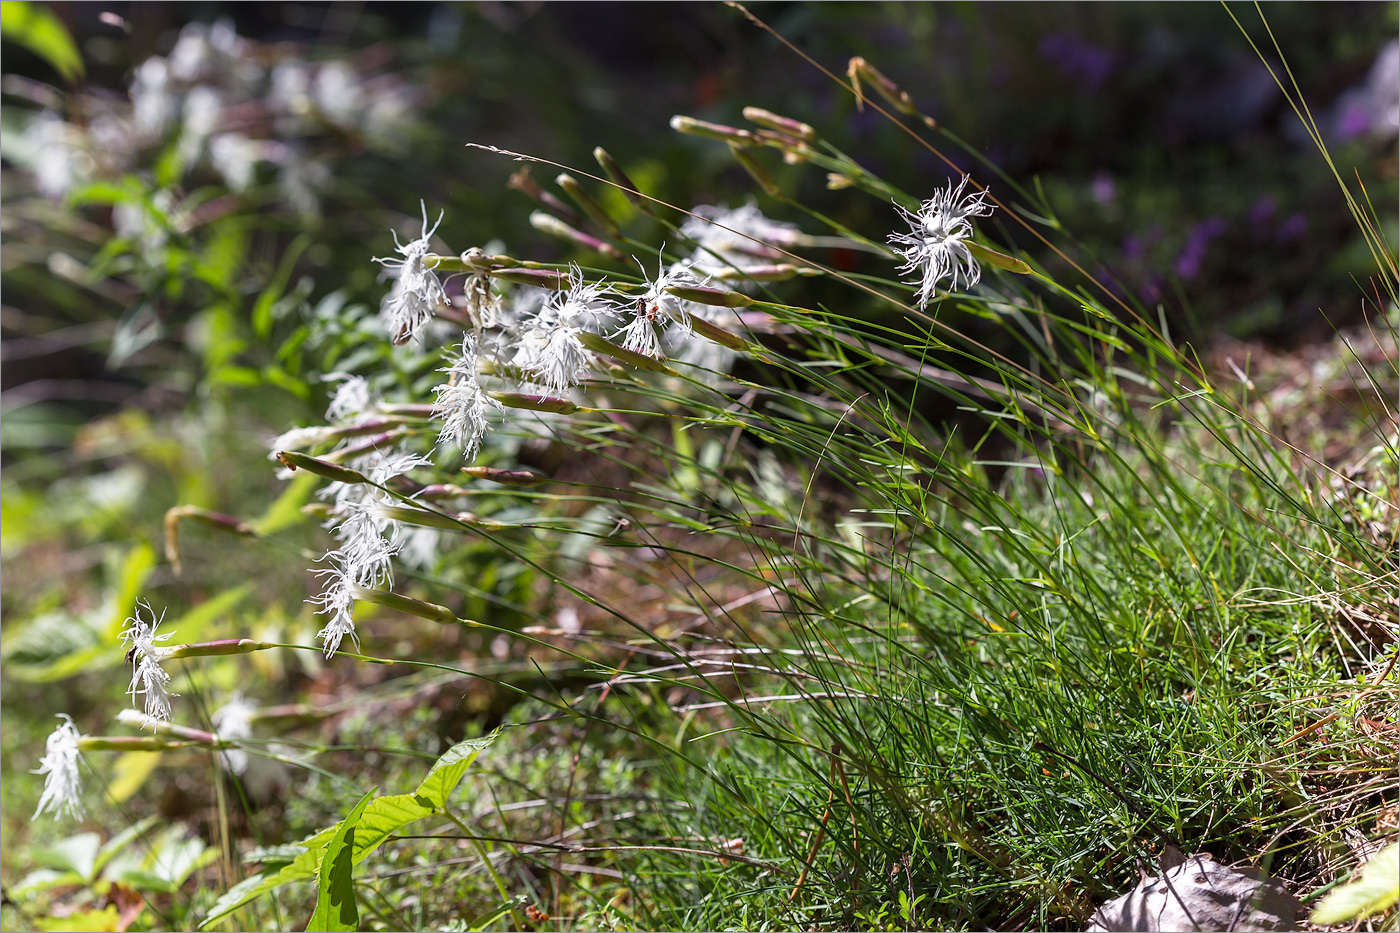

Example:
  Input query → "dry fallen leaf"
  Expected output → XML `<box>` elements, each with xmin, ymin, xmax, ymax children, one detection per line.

<box><xmin>1087</xmin><ymin>852</ymin><xmax>1300</xmax><ymax>932</ymax></box>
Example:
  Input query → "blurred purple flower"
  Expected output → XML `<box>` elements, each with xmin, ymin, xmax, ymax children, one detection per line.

<box><xmin>1091</xmin><ymin>172</ymin><xmax>1116</xmax><ymax>205</ymax></box>
<box><xmin>1174</xmin><ymin>216</ymin><xmax>1227</xmax><ymax>280</ymax></box>
<box><xmin>1039</xmin><ymin>32</ymin><xmax>1115</xmax><ymax>92</ymax></box>
<box><xmin>1278</xmin><ymin>213</ymin><xmax>1307</xmax><ymax>243</ymax></box>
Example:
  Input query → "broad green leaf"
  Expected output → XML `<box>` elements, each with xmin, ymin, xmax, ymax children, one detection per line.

<box><xmin>163</xmin><ymin>584</ymin><xmax>254</xmax><ymax>645</ymax></box>
<box><xmin>200</xmin><ymin>846</ymin><xmax>322</xmax><ymax>928</ymax></box>
<box><xmin>0</xmin><ymin>1</ymin><xmax>84</xmax><ymax>83</ymax></box>
<box><xmin>95</xmin><ymin>816</ymin><xmax>160</xmax><ymax>876</ymax></box>
<box><xmin>34</xmin><ymin>833</ymin><xmax>101</xmax><ymax>883</ymax></box>
<box><xmin>107</xmin><ymin>751</ymin><xmax>163</xmax><ymax>803</ymax></box>
<box><xmin>252</xmin><ymin>471</ymin><xmax>318</xmax><ymax>536</ymax></box>
<box><xmin>1311</xmin><ymin>842</ymin><xmax>1399</xmax><ymax>925</ymax></box>
<box><xmin>105</xmin><ymin>543</ymin><xmax>158</xmax><ymax>638</ymax></box>
<box><xmin>10</xmin><ymin>868</ymin><xmax>81</xmax><ymax>897</ymax></box>
<box><xmin>306</xmin><ymin>788</ymin><xmax>375</xmax><ymax>933</ymax></box>
<box><xmin>415</xmin><ymin>733</ymin><xmax>499</xmax><ymax>809</ymax></box>
<box><xmin>36</xmin><ymin>906</ymin><xmax>120</xmax><ymax>932</ymax></box>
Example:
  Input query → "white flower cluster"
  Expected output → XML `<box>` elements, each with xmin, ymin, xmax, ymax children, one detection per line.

<box><xmin>119</xmin><ymin>601</ymin><xmax>178</xmax><ymax>725</ymax></box>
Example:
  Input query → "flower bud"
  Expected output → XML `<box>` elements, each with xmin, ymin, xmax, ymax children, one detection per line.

<box><xmin>488</xmin><ymin>267</ymin><xmax>570</xmax><ymax>290</ymax></box>
<box><xmin>351</xmin><ymin>586</ymin><xmax>473</xmax><ymax>626</ymax></box>
<box><xmin>670</xmin><ymin>115</ymin><xmax>760</xmax><ymax>147</ymax></box>
<box><xmin>490</xmin><ymin>392</ymin><xmax>583</xmax><ymax>414</ymax></box>
<box><xmin>275</xmin><ymin>451</ymin><xmax>370</xmax><ymax>484</ymax></box>
<box><xmin>320</xmin><ymin>431</ymin><xmax>410</xmax><ymax>463</ymax></box>
<box><xmin>116</xmin><ymin>709</ymin><xmax>218</xmax><ymax>743</ymax></box>
<box><xmin>708</xmin><ymin>263</ymin><xmax>818</xmax><ymax>282</ymax></box>
<box><xmin>847</xmin><ymin>56</ymin><xmax>920</xmax><ymax>117</ymax></box>
<box><xmin>688</xmin><ymin>315</ymin><xmax>749</xmax><ymax>351</ymax></box>
<box><xmin>158</xmin><ymin>638</ymin><xmax>279</xmax><ymax>660</ymax></box>
<box><xmin>742</xmin><ymin>107</ymin><xmax>817</xmax><ymax>143</ymax></box>
<box><xmin>665</xmin><ymin>283</ymin><xmax>754</xmax><ymax>308</ymax></box>
<box><xmin>729</xmin><ymin>145</ymin><xmax>780</xmax><ymax>196</ymax></box>
<box><xmin>578</xmin><ymin>331</ymin><xmax>679</xmax><ymax>374</ymax></box>
<box><xmin>461</xmin><ymin>466</ymin><xmax>552</xmax><ymax>487</ymax></box>
<box><xmin>556</xmin><ymin>173</ymin><xmax>622</xmax><ymax>239</ymax></box>
<box><xmin>375</xmin><ymin>504</ymin><xmax>467</xmax><ymax>531</ymax></box>
<box><xmin>164</xmin><ymin>506</ymin><xmax>256</xmax><ymax>576</ymax></box>
<box><xmin>529</xmin><ymin>212</ymin><xmax>622</xmax><ymax>259</ymax></box>
<box><xmin>593</xmin><ymin>147</ymin><xmax>651</xmax><ymax>213</ymax></box>
<box><xmin>508</xmin><ymin>167</ymin><xmax>583</xmax><ymax>226</ymax></box>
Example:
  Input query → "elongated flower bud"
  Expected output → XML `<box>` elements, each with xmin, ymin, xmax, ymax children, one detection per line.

<box><xmin>578</xmin><ymin>330</ymin><xmax>680</xmax><ymax>374</ymax></box>
<box><xmin>461</xmin><ymin>466</ymin><xmax>552</xmax><ymax>487</ymax></box>
<box><xmin>490</xmin><ymin>392</ymin><xmax>582</xmax><ymax>414</ymax></box>
<box><xmin>556</xmin><ymin>173</ymin><xmax>622</xmax><ymax>238</ymax></box>
<box><xmin>375</xmin><ymin>504</ymin><xmax>468</xmax><ymax>531</ymax></box>
<box><xmin>847</xmin><ymin>56</ymin><xmax>920</xmax><ymax>117</ymax></box>
<box><xmin>707</xmin><ymin>263</ymin><xmax>818</xmax><ymax>282</ymax></box>
<box><xmin>689</xmin><ymin>315</ymin><xmax>749</xmax><ymax>351</ymax></box>
<box><xmin>729</xmin><ymin>145</ymin><xmax>779</xmax><ymax>196</ymax></box>
<box><xmin>671</xmin><ymin>115</ymin><xmax>760</xmax><ymax>147</ymax></box>
<box><xmin>742</xmin><ymin>106</ymin><xmax>817</xmax><ymax>143</ymax></box>
<box><xmin>508</xmin><ymin>167</ymin><xmax>583</xmax><ymax>226</ymax></box>
<box><xmin>351</xmin><ymin>586</ymin><xmax>473</xmax><ymax>626</ymax></box>
<box><xmin>276</xmin><ymin>451</ymin><xmax>370</xmax><ymax>485</ymax></box>
<box><xmin>594</xmin><ymin>147</ymin><xmax>651</xmax><ymax>213</ymax></box>
<box><xmin>530</xmin><ymin>212</ymin><xmax>622</xmax><ymax>259</ymax></box>
<box><xmin>165</xmin><ymin>506</ymin><xmax>255</xmax><ymax>576</ymax></box>
<box><xmin>116</xmin><ymin>709</ymin><xmax>219</xmax><ymax>743</ymax></box>
<box><xmin>664</xmin><ymin>284</ymin><xmax>754</xmax><ymax>307</ymax></box>
<box><xmin>489</xmin><ymin>267</ymin><xmax>571</xmax><ymax>290</ymax></box>
<box><xmin>158</xmin><ymin>638</ymin><xmax>279</xmax><ymax>660</ymax></box>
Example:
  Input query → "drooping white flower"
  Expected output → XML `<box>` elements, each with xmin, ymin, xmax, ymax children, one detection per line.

<box><xmin>119</xmin><ymin>601</ymin><xmax>178</xmax><ymax>725</ymax></box>
<box><xmin>324</xmin><ymin>375</ymin><xmax>375</xmax><ymax>423</ymax></box>
<box><xmin>513</xmin><ymin>266</ymin><xmax>616</xmax><ymax>391</ymax></box>
<box><xmin>888</xmin><ymin>175</ymin><xmax>994</xmax><ymax>308</ymax></box>
<box><xmin>374</xmin><ymin>202</ymin><xmax>448</xmax><ymax>344</ymax></box>
<box><xmin>309</xmin><ymin>448</ymin><xmax>429</xmax><ymax>657</ymax></box>
<box><xmin>615</xmin><ymin>258</ymin><xmax>703</xmax><ymax>359</ymax></box>
<box><xmin>433</xmin><ymin>334</ymin><xmax>503</xmax><ymax>461</ymax></box>
<box><xmin>32</xmin><ymin>714</ymin><xmax>84</xmax><ymax>821</ymax></box>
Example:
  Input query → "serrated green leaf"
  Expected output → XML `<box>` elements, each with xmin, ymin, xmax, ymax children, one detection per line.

<box><xmin>95</xmin><ymin>816</ymin><xmax>159</xmax><ymax>876</ymax></box>
<box><xmin>10</xmin><ymin>868</ymin><xmax>81</xmax><ymax>898</ymax></box>
<box><xmin>306</xmin><ymin>788</ymin><xmax>375</xmax><ymax>933</ymax></box>
<box><xmin>199</xmin><ymin>847</ymin><xmax>322</xmax><ymax>928</ymax></box>
<box><xmin>415</xmin><ymin>733</ymin><xmax>499</xmax><ymax>809</ymax></box>
<box><xmin>36</xmin><ymin>832</ymin><xmax>101</xmax><ymax>883</ymax></box>
<box><xmin>1311</xmin><ymin>842</ymin><xmax>1399</xmax><ymax>925</ymax></box>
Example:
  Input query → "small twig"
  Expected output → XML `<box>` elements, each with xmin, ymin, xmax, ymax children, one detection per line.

<box><xmin>789</xmin><ymin>752</ymin><xmax>839</xmax><ymax>902</ymax></box>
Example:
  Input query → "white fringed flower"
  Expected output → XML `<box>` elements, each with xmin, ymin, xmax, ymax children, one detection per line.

<box><xmin>375</xmin><ymin>202</ymin><xmax>448</xmax><ymax>344</ymax></box>
<box><xmin>888</xmin><ymin>175</ymin><xmax>994</xmax><ymax>308</ymax></box>
<box><xmin>615</xmin><ymin>258</ymin><xmax>702</xmax><ymax>359</ymax></box>
<box><xmin>513</xmin><ymin>266</ymin><xmax>616</xmax><ymax>391</ymax></box>
<box><xmin>681</xmin><ymin>202</ymin><xmax>800</xmax><ymax>270</ymax></box>
<box><xmin>119</xmin><ymin>601</ymin><xmax>177</xmax><ymax>724</ymax></box>
<box><xmin>309</xmin><ymin>449</ymin><xmax>429</xmax><ymax>657</ymax></box>
<box><xmin>32</xmin><ymin>714</ymin><xmax>84</xmax><ymax>821</ymax></box>
<box><xmin>310</xmin><ymin>559</ymin><xmax>359</xmax><ymax>657</ymax></box>
<box><xmin>433</xmin><ymin>334</ymin><xmax>503</xmax><ymax>461</ymax></box>
<box><xmin>212</xmin><ymin>694</ymin><xmax>256</xmax><ymax>775</ymax></box>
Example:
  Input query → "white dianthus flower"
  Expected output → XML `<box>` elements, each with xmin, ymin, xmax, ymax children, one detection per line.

<box><xmin>119</xmin><ymin>601</ymin><xmax>178</xmax><ymax>725</ymax></box>
<box><xmin>433</xmin><ymin>335</ymin><xmax>503</xmax><ymax>461</ymax></box>
<box><xmin>682</xmin><ymin>202</ymin><xmax>800</xmax><ymax>270</ymax></box>
<box><xmin>32</xmin><ymin>714</ymin><xmax>85</xmax><ymax>821</ymax></box>
<box><xmin>310</xmin><ymin>559</ymin><xmax>359</xmax><ymax>657</ymax></box>
<box><xmin>375</xmin><ymin>202</ymin><xmax>448</xmax><ymax>344</ymax></box>
<box><xmin>513</xmin><ymin>266</ymin><xmax>616</xmax><ymax>391</ymax></box>
<box><xmin>888</xmin><ymin>175</ymin><xmax>994</xmax><ymax>308</ymax></box>
<box><xmin>212</xmin><ymin>694</ymin><xmax>256</xmax><ymax>776</ymax></box>
<box><xmin>615</xmin><ymin>258</ymin><xmax>703</xmax><ymax>359</ymax></box>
